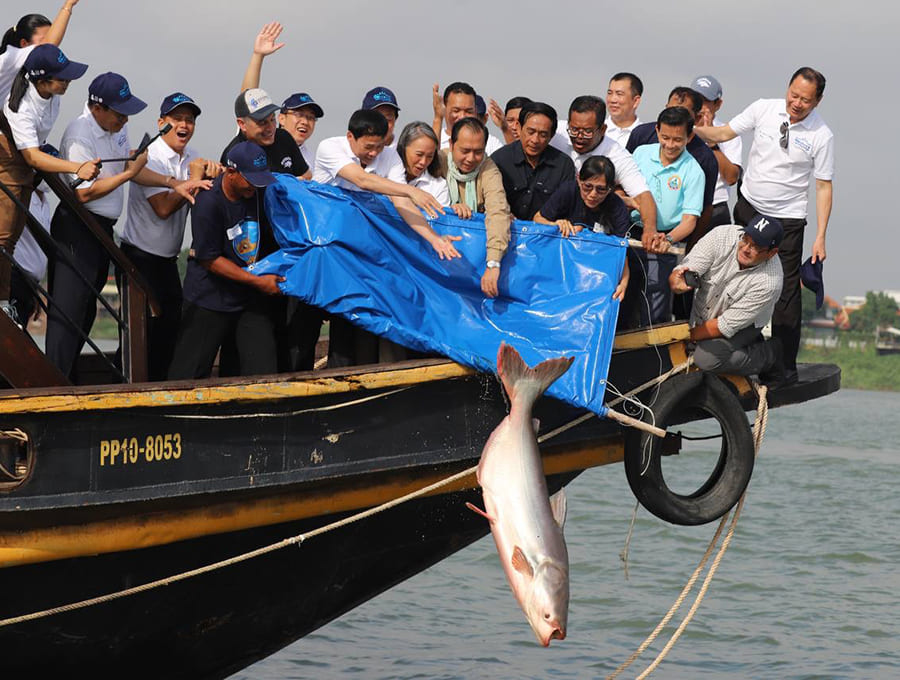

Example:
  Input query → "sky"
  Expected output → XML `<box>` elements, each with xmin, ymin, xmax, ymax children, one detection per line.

<box><xmin>8</xmin><ymin>0</ymin><xmax>899</xmax><ymax>300</ymax></box>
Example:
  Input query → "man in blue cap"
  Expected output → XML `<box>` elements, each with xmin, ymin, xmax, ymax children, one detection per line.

<box><xmin>670</xmin><ymin>214</ymin><xmax>787</xmax><ymax>384</ymax></box>
<box><xmin>278</xmin><ymin>92</ymin><xmax>323</xmax><ymax>172</ymax></box>
<box><xmin>119</xmin><ymin>92</ymin><xmax>218</xmax><ymax>380</ymax></box>
<box><xmin>362</xmin><ymin>86</ymin><xmax>400</xmax><ymax>147</ymax></box>
<box><xmin>168</xmin><ymin>141</ymin><xmax>286</xmax><ymax>380</ymax></box>
<box><xmin>46</xmin><ymin>71</ymin><xmax>198</xmax><ymax>379</ymax></box>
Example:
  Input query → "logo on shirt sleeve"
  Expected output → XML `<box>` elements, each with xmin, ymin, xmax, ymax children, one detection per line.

<box><xmin>226</xmin><ymin>218</ymin><xmax>260</xmax><ymax>265</ymax></box>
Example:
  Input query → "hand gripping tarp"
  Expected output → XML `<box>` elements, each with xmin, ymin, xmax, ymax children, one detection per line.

<box><xmin>253</xmin><ymin>177</ymin><xmax>626</xmax><ymax>415</ymax></box>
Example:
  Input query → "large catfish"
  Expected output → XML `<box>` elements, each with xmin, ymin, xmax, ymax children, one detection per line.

<box><xmin>468</xmin><ymin>342</ymin><xmax>575</xmax><ymax>646</ymax></box>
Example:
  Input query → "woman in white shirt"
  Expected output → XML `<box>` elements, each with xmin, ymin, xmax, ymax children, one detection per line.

<box><xmin>396</xmin><ymin>121</ymin><xmax>450</xmax><ymax>206</ymax></box>
<box><xmin>0</xmin><ymin>43</ymin><xmax>97</xmax><ymax>321</ymax></box>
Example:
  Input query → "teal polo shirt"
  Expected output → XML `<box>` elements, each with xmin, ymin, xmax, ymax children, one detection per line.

<box><xmin>631</xmin><ymin>143</ymin><xmax>705</xmax><ymax>233</ymax></box>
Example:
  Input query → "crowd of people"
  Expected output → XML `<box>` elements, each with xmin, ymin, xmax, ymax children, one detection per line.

<box><xmin>0</xmin><ymin>8</ymin><xmax>834</xmax><ymax>389</ymax></box>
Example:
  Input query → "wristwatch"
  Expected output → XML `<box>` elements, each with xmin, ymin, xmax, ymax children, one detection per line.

<box><xmin>664</xmin><ymin>234</ymin><xmax>674</xmax><ymax>244</ymax></box>
<box><xmin>486</xmin><ymin>260</ymin><xmax>501</xmax><ymax>269</ymax></box>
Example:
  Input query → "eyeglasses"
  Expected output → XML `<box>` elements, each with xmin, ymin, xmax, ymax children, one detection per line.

<box><xmin>779</xmin><ymin>121</ymin><xmax>789</xmax><ymax>150</ymax></box>
<box><xmin>580</xmin><ymin>181</ymin><xmax>611</xmax><ymax>195</ymax></box>
<box><xmin>740</xmin><ymin>234</ymin><xmax>769</xmax><ymax>254</ymax></box>
<box><xmin>567</xmin><ymin>126</ymin><xmax>599</xmax><ymax>139</ymax></box>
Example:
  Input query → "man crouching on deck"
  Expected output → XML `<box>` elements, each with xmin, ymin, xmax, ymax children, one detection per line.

<box><xmin>670</xmin><ymin>214</ymin><xmax>787</xmax><ymax>386</ymax></box>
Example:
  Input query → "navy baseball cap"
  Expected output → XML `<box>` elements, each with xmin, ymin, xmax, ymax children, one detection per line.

<box><xmin>160</xmin><ymin>92</ymin><xmax>201</xmax><ymax>117</ymax></box>
<box><xmin>23</xmin><ymin>44</ymin><xmax>88</xmax><ymax>82</ymax></box>
<box><xmin>800</xmin><ymin>257</ymin><xmax>825</xmax><ymax>310</ymax></box>
<box><xmin>362</xmin><ymin>86</ymin><xmax>400</xmax><ymax>112</ymax></box>
<box><xmin>226</xmin><ymin>141</ymin><xmax>276</xmax><ymax>188</ymax></box>
<box><xmin>690</xmin><ymin>75</ymin><xmax>723</xmax><ymax>101</ymax></box>
<box><xmin>89</xmin><ymin>72</ymin><xmax>147</xmax><ymax>116</ymax></box>
<box><xmin>235</xmin><ymin>88</ymin><xmax>279</xmax><ymax>121</ymax></box>
<box><xmin>475</xmin><ymin>94</ymin><xmax>487</xmax><ymax>117</ymax></box>
<box><xmin>743</xmin><ymin>214</ymin><xmax>783</xmax><ymax>249</ymax></box>
<box><xmin>281</xmin><ymin>93</ymin><xmax>324</xmax><ymax>118</ymax></box>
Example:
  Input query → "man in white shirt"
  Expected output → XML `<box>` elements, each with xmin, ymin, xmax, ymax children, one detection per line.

<box><xmin>605</xmin><ymin>72</ymin><xmax>643</xmax><ymax>147</ymax></box>
<box><xmin>690</xmin><ymin>75</ymin><xmax>742</xmax><ymax>229</ymax></box>
<box><xmin>278</xmin><ymin>92</ymin><xmax>323</xmax><ymax>172</ymax></box>
<box><xmin>119</xmin><ymin>92</ymin><xmax>217</xmax><ymax>380</ymax></box>
<box><xmin>695</xmin><ymin>67</ymin><xmax>834</xmax><ymax>383</ymax></box>
<box><xmin>431</xmin><ymin>82</ymin><xmax>503</xmax><ymax>155</ymax></box>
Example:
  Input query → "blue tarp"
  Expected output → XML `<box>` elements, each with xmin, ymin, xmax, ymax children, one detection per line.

<box><xmin>253</xmin><ymin>176</ymin><xmax>626</xmax><ymax>415</ymax></box>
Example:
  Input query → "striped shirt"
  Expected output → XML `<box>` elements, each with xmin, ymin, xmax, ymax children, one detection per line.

<box><xmin>678</xmin><ymin>225</ymin><xmax>783</xmax><ymax>338</ymax></box>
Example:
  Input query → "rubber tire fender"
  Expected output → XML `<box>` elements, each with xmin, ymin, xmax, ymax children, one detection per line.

<box><xmin>623</xmin><ymin>371</ymin><xmax>755</xmax><ymax>526</ymax></box>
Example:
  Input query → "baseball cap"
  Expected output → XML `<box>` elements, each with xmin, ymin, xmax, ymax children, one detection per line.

<box><xmin>160</xmin><ymin>92</ymin><xmax>201</xmax><ymax>117</ymax></box>
<box><xmin>88</xmin><ymin>72</ymin><xmax>147</xmax><ymax>116</ymax></box>
<box><xmin>362</xmin><ymin>86</ymin><xmax>400</xmax><ymax>112</ymax></box>
<box><xmin>742</xmin><ymin>214</ymin><xmax>784</xmax><ymax>249</ymax></box>
<box><xmin>281</xmin><ymin>92</ymin><xmax>324</xmax><ymax>118</ymax></box>
<box><xmin>690</xmin><ymin>75</ymin><xmax>723</xmax><ymax>102</ymax></box>
<box><xmin>23</xmin><ymin>44</ymin><xmax>88</xmax><ymax>82</ymax></box>
<box><xmin>800</xmin><ymin>257</ymin><xmax>825</xmax><ymax>310</ymax></box>
<box><xmin>226</xmin><ymin>141</ymin><xmax>276</xmax><ymax>188</ymax></box>
<box><xmin>235</xmin><ymin>88</ymin><xmax>279</xmax><ymax>121</ymax></box>
<box><xmin>475</xmin><ymin>94</ymin><xmax>487</xmax><ymax>117</ymax></box>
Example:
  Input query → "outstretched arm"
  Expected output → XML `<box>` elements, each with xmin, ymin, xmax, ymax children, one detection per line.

<box><xmin>44</xmin><ymin>0</ymin><xmax>79</xmax><ymax>46</ymax></box>
<box><xmin>240</xmin><ymin>21</ymin><xmax>284</xmax><ymax>92</ymax></box>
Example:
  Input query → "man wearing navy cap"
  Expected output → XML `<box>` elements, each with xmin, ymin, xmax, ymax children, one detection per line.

<box><xmin>46</xmin><ymin>71</ymin><xmax>202</xmax><ymax>379</ymax></box>
<box><xmin>670</xmin><ymin>214</ymin><xmax>786</xmax><ymax>383</ymax></box>
<box><xmin>119</xmin><ymin>92</ymin><xmax>218</xmax><ymax>380</ymax></box>
<box><xmin>168</xmin><ymin>141</ymin><xmax>286</xmax><ymax>380</ymax></box>
<box><xmin>362</xmin><ymin>86</ymin><xmax>400</xmax><ymax>147</ymax></box>
<box><xmin>278</xmin><ymin>92</ymin><xmax>323</xmax><ymax>172</ymax></box>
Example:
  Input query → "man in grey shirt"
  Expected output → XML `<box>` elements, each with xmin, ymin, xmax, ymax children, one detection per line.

<box><xmin>669</xmin><ymin>214</ymin><xmax>786</xmax><ymax>383</ymax></box>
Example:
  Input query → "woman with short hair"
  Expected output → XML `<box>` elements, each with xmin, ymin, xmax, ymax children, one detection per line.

<box><xmin>396</xmin><ymin>121</ymin><xmax>449</xmax><ymax>206</ymax></box>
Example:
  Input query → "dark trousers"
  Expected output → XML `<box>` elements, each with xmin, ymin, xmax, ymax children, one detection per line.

<box><xmin>636</xmin><ymin>250</ymin><xmax>678</xmax><ymax>326</ymax></box>
<box><xmin>167</xmin><ymin>300</ymin><xmax>278</xmax><ymax>380</ymax></box>
<box><xmin>9</xmin><ymin>267</ymin><xmax>37</xmax><ymax>332</ymax></box>
<box><xmin>45</xmin><ymin>204</ymin><xmax>116</xmax><ymax>380</ymax></box>
<box><xmin>326</xmin><ymin>317</ymin><xmax>379</xmax><ymax>368</ymax></box>
<box><xmin>734</xmin><ymin>191</ymin><xmax>805</xmax><ymax>372</ymax></box>
<box><xmin>710</xmin><ymin>202</ymin><xmax>733</xmax><ymax>229</ymax></box>
<box><xmin>119</xmin><ymin>243</ymin><xmax>183</xmax><ymax>381</ymax></box>
<box><xmin>693</xmin><ymin>325</ymin><xmax>778</xmax><ymax>376</ymax></box>
<box><xmin>282</xmin><ymin>299</ymin><xmax>323</xmax><ymax>371</ymax></box>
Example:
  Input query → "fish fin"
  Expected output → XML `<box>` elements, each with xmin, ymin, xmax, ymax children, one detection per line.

<box><xmin>465</xmin><ymin>502</ymin><xmax>494</xmax><ymax>523</ymax></box>
<box><xmin>497</xmin><ymin>343</ymin><xmax>574</xmax><ymax>407</ymax></box>
<box><xmin>511</xmin><ymin>546</ymin><xmax>534</xmax><ymax>578</ymax></box>
<box><xmin>549</xmin><ymin>490</ymin><xmax>567</xmax><ymax>529</ymax></box>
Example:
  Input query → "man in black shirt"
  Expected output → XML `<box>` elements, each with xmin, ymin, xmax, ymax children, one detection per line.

<box><xmin>490</xmin><ymin>102</ymin><xmax>576</xmax><ymax>220</ymax></box>
<box><xmin>168</xmin><ymin>141</ymin><xmax>285</xmax><ymax>379</ymax></box>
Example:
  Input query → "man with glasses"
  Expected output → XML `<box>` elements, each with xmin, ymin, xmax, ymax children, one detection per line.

<box><xmin>278</xmin><ymin>92</ymin><xmax>324</xmax><ymax>172</ymax></box>
<box><xmin>490</xmin><ymin>101</ymin><xmax>575</xmax><ymax>220</ymax></box>
<box><xmin>694</xmin><ymin>67</ymin><xmax>834</xmax><ymax>384</ymax></box>
<box><xmin>670</xmin><ymin>214</ymin><xmax>785</xmax><ymax>384</ymax></box>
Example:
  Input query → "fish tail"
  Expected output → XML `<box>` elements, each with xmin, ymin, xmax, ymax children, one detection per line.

<box><xmin>497</xmin><ymin>343</ymin><xmax>574</xmax><ymax>410</ymax></box>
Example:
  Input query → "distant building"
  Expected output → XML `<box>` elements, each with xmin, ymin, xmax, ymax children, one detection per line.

<box><xmin>880</xmin><ymin>290</ymin><xmax>900</xmax><ymax>306</ymax></box>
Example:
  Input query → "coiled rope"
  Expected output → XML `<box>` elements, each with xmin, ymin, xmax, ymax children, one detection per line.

<box><xmin>607</xmin><ymin>383</ymin><xmax>769</xmax><ymax>679</ymax></box>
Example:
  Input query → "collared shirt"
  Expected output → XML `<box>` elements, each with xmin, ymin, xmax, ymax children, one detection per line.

<box><xmin>549</xmin><ymin>122</ymin><xmax>649</xmax><ymax>197</ymax></box>
<box><xmin>0</xmin><ymin>44</ymin><xmax>34</xmax><ymax>102</ymax></box>
<box><xmin>3</xmin><ymin>81</ymin><xmax>59</xmax><ymax>150</ymax></box>
<box><xmin>627</xmin><ymin>122</ymin><xmax>718</xmax><ymax>210</ymax></box>
<box><xmin>490</xmin><ymin>141</ymin><xmax>576</xmax><ymax>220</ymax></box>
<box><xmin>299</xmin><ymin>141</ymin><xmax>316</xmax><ymax>174</ymax></box>
<box><xmin>119</xmin><ymin>137</ymin><xmax>199</xmax><ymax>257</ymax></box>
<box><xmin>313</xmin><ymin>135</ymin><xmax>406</xmax><ymax>190</ymax></box>
<box><xmin>679</xmin><ymin>225</ymin><xmax>783</xmax><ymax>338</ymax></box>
<box><xmin>631</xmin><ymin>144</ymin><xmax>704</xmax><ymax>233</ymax></box>
<box><xmin>729</xmin><ymin>98</ymin><xmax>834</xmax><ymax>218</ymax></box>
<box><xmin>60</xmin><ymin>104</ymin><xmax>132</xmax><ymax>219</ymax></box>
<box><xmin>604</xmin><ymin>116</ymin><xmax>640</xmax><ymax>147</ymax></box>
<box><xmin>410</xmin><ymin>170</ymin><xmax>450</xmax><ymax>206</ymax></box>
<box><xmin>440</xmin><ymin>127</ymin><xmax>503</xmax><ymax>156</ymax></box>
<box><xmin>711</xmin><ymin>115</ymin><xmax>742</xmax><ymax>205</ymax></box>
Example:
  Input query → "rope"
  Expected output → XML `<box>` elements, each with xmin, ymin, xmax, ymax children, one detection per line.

<box><xmin>0</xmin><ymin>359</ymin><xmax>697</xmax><ymax>628</ymax></box>
<box><xmin>607</xmin><ymin>384</ymin><xmax>769</xmax><ymax>680</ymax></box>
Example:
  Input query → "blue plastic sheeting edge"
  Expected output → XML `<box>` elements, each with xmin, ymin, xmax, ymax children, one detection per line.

<box><xmin>253</xmin><ymin>176</ymin><xmax>625</xmax><ymax>415</ymax></box>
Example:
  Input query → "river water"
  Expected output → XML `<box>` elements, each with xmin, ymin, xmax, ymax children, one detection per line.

<box><xmin>234</xmin><ymin>388</ymin><xmax>900</xmax><ymax>679</ymax></box>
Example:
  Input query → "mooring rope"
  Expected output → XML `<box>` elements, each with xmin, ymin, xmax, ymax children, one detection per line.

<box><xmin>607</xmin><ymin>384</ymin><xmax>769</xmax><ymax>680</ymax></box>
<box><xmin>0</xmin><ymin>358</ymin><xmax>696</xmax><ymax>628</ymax></box>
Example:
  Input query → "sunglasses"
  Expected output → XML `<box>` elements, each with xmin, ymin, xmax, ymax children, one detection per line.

<box><xmin>779</xmin><ymin>121</ymin><xmax>789</xmax><ymax>150</ymax></box>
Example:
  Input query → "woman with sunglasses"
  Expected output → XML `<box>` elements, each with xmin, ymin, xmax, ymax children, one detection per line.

<box><xmin>534</xmin><ymin>155</ymin><xmax>630</xmax><ymax>300</ymax></box>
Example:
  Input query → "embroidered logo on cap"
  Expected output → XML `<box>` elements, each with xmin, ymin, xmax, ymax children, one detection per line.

<box><xmin>753</xmin><ymin>217</ymin><xmax>770</xmax><ymax>232</ymax></box>
<box><xmin>119</xmin><ymin>84</ymin><xmax>130</xmax><ymax>98</ymax></box>
<box><xmin>373</xmin><ymin>90</ymin><xmax>392</xmax><ymax>102</ymax></box>
<box><xmin>695</xmin><ymin>77</ymin><xmax>711</xmax><ymax>88</ymax></box>
<box><xmin>253</xmin><ymin>154</ymin><xmax>268</xmax><ymax>168</ymax></box>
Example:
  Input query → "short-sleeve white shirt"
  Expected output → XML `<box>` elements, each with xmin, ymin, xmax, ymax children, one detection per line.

<box><xmin>313</xmin><ymin>136</ymin><xmax>406</xmax><ymax>190</ymax></box>
<box><xmin>410</xmin><ymin>170</ymin><xmax>450</xmax><ymax>206</ymax></box>
<box><xmin>604</xmin><ymin>116</ymin><xmax>640</xmax><ymax>148</ymax></box>
<box><xmin>119</xmin><ymin>138</ymin><xmax>198</xmax><ymax>257</ymax></box>
<box><xmin>3</xmin><ymin>83</ymin><xmax>59</xmax><ymax>150</ymax></box>
<box><xmin>0</xmin><ymin>44</ymin><xmax>34</xmax><ymax>103</ymax></box>
<box><xmin>728</xmin><ymin>98</ymin><xmax>834</xmax><ymax>218</ymax></box>
<box><xmin>299</xmin><ymin>141</ymin><xmax>316</xmax><ymax>175</ymax></box>
<box><xmin>60</xmin><ymin>105</ymin><xmax>132</xmax><ymax>219</ymax></box>
<box><xmin>549</xmin><ymin>123</ymin><xmax>649</xmax><ymax>198</ymax></box>
<box><xmin>440</xmin><ymin>128</ymin><xmax>503</xmax><ymax>155</ymax></box>
<box><xmin>712</xmin><ymin>115</ymin><xmax>742</xmax><ymax>205</ymax></box>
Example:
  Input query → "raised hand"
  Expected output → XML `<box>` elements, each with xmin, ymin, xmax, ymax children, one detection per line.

<box><xmin>254</xmin><ymin>22</ymin><xmax>285</xmax><ymax>56</ymax></box>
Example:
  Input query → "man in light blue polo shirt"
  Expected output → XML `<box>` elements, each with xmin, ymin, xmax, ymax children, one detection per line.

<box><xmin>631</xmin><ymin>106</ymin><xmax>705</xmax><ymax>324</ymax></box>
